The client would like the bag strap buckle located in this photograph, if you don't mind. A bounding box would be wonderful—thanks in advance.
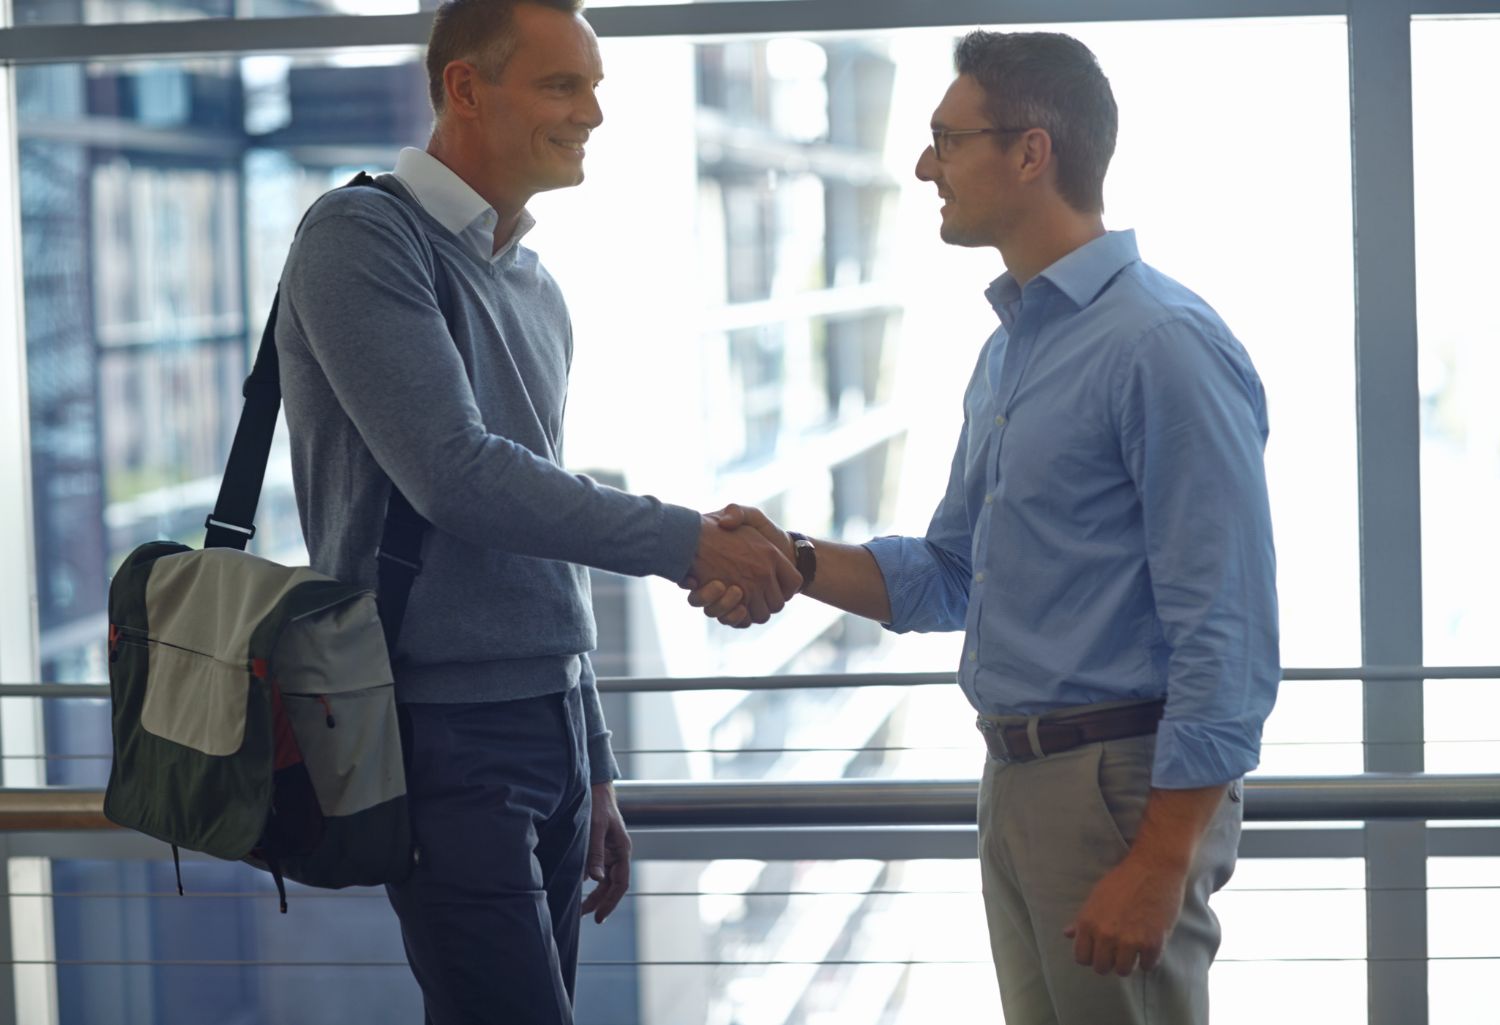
[204,515,255,540]
[377,549,422,573]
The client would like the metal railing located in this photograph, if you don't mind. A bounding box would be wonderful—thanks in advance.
[3,774,1499,833]
[1,663,1498,700]
[4,666,1498,831]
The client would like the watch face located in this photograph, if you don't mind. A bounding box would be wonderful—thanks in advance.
[791,538,816,585]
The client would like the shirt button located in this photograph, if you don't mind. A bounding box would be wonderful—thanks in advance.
[984,493,994,505]
[994,414,1007,426]
[974,571,986,583]
[968,652,978,663]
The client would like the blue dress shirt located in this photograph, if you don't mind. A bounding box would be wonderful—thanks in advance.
[867,230,1279,789]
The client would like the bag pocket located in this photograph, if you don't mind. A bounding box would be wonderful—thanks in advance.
[135,634,251,757]
[281,685,405,819]
[104,624,274,861]
[273,595,404,819]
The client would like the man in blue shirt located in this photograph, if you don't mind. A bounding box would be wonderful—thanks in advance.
[694,30,1279,1024]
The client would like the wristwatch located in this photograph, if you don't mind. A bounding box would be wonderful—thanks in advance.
[786,531,817,591]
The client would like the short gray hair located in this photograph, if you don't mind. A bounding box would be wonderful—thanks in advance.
[426,0,586,116]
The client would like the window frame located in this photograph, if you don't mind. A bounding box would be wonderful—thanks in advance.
[0,2,1494,1023]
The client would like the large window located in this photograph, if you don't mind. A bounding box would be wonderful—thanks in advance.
[0,5,1491,1025]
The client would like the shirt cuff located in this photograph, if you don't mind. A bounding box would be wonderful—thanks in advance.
[656,502,704,583]
[587,729,621,785]
[863,536,915,632]
[1151,717,1261,789]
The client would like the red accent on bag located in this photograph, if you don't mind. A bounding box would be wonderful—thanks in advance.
[268,682,306,772]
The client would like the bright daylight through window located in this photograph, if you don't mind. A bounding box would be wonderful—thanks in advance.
[0,4,1486,1025]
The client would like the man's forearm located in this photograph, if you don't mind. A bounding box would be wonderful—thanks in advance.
[801,539,893,625]
[1127,784,1230,872]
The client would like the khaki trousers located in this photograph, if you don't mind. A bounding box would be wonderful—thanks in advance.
[977,732,1242,1025]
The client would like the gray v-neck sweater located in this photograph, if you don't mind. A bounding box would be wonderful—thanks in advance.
[276,176,701,781]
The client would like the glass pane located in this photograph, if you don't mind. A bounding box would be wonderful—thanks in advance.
[1256,679,1364,776]
[1413,17,1500,778]
[32,854,1377,1023]
[1086,18,1357,671]
[1424,677,1500,773]
[18,50,428,693]
[14,20,1363,1023]
[1413,14,1500,668]
[1429,858,1500,1020]
[17,25,1358,690]
[576,18,1356,784]
[1211,858,1368,1025]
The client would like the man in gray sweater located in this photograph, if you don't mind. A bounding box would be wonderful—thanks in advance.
[275,1,800,1020]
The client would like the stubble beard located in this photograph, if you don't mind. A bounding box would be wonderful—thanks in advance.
[938,218,985,248]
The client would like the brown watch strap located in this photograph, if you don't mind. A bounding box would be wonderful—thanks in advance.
[787,531,816,589]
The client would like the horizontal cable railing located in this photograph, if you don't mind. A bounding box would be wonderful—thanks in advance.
[3,774,1499,831]
[1,664,1498,700]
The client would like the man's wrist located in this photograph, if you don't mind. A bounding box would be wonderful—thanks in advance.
[1128,783,1231,873]
[1123,842,1192,877]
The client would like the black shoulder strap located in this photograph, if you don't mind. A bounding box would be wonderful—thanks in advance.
[205,171,433,652]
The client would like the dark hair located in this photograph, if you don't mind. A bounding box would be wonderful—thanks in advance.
[953,30,1117,213]
[426,0,585,116]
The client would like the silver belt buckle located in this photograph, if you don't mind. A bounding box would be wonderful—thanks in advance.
[976,716,1012,761]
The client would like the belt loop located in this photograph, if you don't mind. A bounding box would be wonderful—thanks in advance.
[1026,715,1044,758]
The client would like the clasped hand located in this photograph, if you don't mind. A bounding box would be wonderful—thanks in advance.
[681,504,799,628]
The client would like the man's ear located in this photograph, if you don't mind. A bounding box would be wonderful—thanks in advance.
[442,60,483,121]
[1014,128,1056,187]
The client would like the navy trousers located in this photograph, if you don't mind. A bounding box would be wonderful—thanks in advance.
[386,688,592,1025]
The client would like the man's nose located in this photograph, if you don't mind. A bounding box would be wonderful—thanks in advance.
[915,144,939,182]
[577,88,603,129]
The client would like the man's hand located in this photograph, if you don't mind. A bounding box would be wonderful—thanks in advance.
[683,509,800,626]
[686,505,794,627]
[1063,852,1188,975]
[580,781,631,924]
[1063,782,1228,975]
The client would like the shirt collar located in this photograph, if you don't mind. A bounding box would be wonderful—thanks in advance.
[392,147,535,262]
[1039,229,1139,308]
[983,229,1140,317]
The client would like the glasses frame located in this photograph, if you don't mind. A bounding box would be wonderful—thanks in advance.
[930,126,1032,161]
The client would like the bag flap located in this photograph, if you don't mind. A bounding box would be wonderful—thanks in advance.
[275,596,393,696]
[142,548,363,666]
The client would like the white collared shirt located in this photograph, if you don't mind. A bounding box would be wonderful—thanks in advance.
[392,147,535,264]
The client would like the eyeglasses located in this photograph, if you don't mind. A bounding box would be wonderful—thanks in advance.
[930,126,1031,161]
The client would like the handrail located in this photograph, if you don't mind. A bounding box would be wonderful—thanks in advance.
[3,775,1498,831]
[0,664,1496,700]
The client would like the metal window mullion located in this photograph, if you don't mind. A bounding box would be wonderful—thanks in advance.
[0,0,39,1021]
[1349,3,1428,1025]
[1411,0,1500,11]
[0,0,1357,65]
[0,0,39,746]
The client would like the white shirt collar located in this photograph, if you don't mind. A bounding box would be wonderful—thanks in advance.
[392,147,535,263]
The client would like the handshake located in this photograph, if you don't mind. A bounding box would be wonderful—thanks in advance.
[682,504,800,628]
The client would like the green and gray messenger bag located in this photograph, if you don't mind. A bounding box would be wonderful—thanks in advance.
[103,173,431,912]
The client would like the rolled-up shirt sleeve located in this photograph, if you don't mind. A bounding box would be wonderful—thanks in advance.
[865,419,975,634]
[1117,317,1280,789]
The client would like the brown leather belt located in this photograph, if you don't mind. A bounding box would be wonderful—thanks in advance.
[977,699,1166,762]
